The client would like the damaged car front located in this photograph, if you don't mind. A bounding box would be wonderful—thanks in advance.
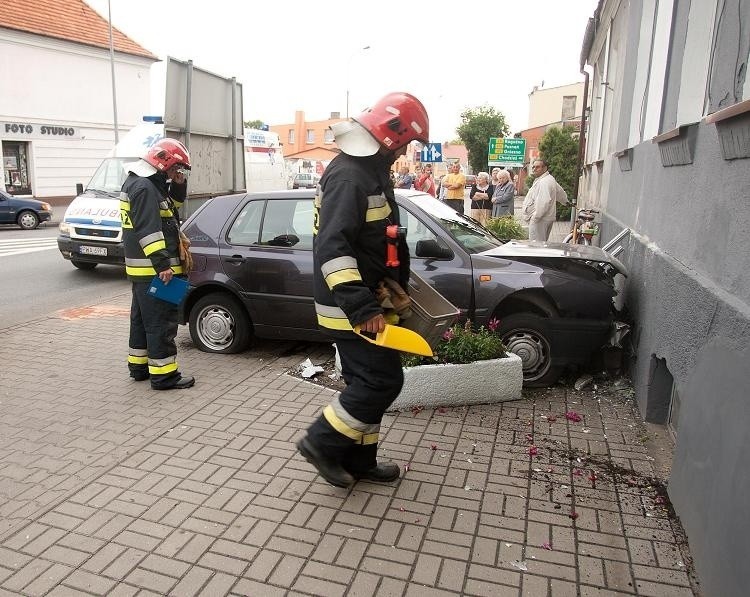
[398,192,628,386]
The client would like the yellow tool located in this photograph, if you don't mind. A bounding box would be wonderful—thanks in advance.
[354,324,433,357]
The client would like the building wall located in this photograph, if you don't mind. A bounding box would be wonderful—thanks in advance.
[0,29,153,199]
[581,1,750,596]
[527,82,584,129]
[270,111,344,161]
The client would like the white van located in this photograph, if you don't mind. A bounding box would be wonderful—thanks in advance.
[57,120,165,269]
[244,128,287,192]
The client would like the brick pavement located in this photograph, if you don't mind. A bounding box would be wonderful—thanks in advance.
[0,294,699,596]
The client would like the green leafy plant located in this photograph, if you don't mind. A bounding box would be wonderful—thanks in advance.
[484,216,528,241]
[402,319,507,368]
[455,105,510,175]
[538,125,578,220]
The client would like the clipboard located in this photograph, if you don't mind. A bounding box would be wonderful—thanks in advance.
[147,275,190,305]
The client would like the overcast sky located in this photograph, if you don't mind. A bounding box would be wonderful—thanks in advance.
[86,0,599,141]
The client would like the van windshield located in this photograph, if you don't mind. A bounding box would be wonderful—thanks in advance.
[86,158,132,195]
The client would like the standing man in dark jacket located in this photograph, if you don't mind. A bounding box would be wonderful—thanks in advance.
[121,138,195,390]
[297,92,430,488]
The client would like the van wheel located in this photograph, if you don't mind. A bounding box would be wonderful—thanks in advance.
[189,292,251,353]
[71,260,97,270]
[498,313,563,387]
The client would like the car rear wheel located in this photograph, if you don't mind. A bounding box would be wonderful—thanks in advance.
[498,313,563,387]
[17,210,39,230]
[189,292,251,353]
[71,260,97,270]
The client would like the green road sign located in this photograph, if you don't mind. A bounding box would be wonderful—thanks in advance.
[487,137,526,167]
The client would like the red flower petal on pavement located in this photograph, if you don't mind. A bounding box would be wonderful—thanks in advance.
[528,446,538,456]
[437,407,447,414]
[399,506,405,512]
[525,434,534,443]
[573,468,584,476]
[565,411,582,422]
[431,444,437,450]
[569,511,579,520]
[542,542,553,550]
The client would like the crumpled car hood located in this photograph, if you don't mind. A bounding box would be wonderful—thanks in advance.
[483,240,628,275]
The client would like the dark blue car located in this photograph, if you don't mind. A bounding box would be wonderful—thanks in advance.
[0,189,53,229]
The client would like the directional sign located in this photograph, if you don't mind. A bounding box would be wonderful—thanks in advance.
[487,137,526,167]
[419,143,443,163]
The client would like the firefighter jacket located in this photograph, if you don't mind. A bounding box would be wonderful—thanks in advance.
[120,172,183,282]
[313,152,409,338]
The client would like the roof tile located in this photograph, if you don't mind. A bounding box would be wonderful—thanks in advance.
[0,0,157,60]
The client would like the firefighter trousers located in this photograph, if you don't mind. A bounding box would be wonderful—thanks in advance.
[128,281,181,388]
[306,337,404,474]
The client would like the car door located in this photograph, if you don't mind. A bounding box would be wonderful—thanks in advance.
[398,204,474,317]
[0,191,13,223]
[219,196,320,338]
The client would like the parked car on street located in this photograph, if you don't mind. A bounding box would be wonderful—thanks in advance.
[0,189,52,230]
[290,173,320,189]
[180,189,627,386]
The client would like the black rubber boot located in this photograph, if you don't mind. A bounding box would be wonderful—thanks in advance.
[152,375,195,390]
[351,462,400,483]
[297,436,354,488]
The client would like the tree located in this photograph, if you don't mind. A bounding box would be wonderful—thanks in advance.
[538,125,578,219]
[244,119,264,129]
[455,105,509,175]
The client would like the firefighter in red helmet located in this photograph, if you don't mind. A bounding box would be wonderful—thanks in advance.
[120,138,195,390]
[297,92,430,487]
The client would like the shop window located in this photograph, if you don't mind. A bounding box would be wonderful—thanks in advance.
[2,141,32,195]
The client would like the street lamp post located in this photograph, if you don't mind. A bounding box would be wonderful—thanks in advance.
[107,0,119,144]
[346,45,370,119]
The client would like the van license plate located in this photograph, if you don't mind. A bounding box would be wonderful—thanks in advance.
[80,246,107,256]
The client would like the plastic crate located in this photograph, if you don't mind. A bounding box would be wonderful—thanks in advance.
[402,270,460,349]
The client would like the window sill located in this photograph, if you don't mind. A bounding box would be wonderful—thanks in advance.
[704,99,750,160]
[651,123,698,166]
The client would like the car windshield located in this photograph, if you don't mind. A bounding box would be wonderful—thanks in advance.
[86,158,132,195]
[401,193,503,254]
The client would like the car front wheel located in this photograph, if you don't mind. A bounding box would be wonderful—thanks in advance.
[189,292,251,353]
[498,313,563,387]
[17,210,40,230]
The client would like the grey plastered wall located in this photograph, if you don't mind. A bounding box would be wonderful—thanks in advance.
[598,122,750,597]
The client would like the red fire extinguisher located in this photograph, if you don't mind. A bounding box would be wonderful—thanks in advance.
[386,224,407,267]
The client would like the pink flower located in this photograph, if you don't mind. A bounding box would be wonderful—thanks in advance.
[528,446,538,456]
[442,328,455,341]
[565,411,582,422]
[488,317,500,332]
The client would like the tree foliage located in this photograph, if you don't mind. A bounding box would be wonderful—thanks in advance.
[456,105,509,175]
[244,119,264,129]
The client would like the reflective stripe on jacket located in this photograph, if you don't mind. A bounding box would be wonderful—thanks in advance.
[121,173,183,282]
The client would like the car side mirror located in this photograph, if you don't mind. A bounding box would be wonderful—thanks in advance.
[415,239,453,259]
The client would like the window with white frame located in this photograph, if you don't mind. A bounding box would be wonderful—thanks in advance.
[324,129,334,143]
[306,129,315,143]
[288,129,295,144]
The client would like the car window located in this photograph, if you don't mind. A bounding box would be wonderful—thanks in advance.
[399,208,443,256]
[227,199,264,245]
[260,198,314,250]
[399,193,502,254]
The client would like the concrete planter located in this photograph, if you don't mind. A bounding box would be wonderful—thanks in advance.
[388,352,523,412]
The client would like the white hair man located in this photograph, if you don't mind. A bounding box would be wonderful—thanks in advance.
[521,159,568,241]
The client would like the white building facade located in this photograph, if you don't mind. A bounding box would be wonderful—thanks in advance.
[0,22,155,199]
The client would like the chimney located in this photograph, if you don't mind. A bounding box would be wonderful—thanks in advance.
[330,111,341,119]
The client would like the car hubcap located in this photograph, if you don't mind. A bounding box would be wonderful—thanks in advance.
[197,305,235,350]
[502,330,551,382]
[20,213,37,228]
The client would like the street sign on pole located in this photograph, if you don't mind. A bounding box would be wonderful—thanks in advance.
[487,137,526,167]
[419,143,443,163]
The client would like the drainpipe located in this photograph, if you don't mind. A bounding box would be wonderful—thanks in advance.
[573,15,597,216]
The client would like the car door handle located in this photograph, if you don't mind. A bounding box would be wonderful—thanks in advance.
[225,255,246,264]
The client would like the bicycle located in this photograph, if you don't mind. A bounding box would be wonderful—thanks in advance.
[563,207,599,245]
